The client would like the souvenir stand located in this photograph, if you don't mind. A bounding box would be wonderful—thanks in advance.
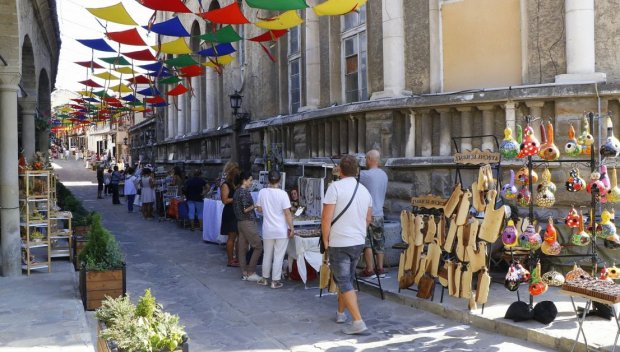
[19,170,52,275]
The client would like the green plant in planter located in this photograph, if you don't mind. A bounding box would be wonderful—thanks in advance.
[136,289,157,320]
[96,294,135,327]
[78,213,124,271]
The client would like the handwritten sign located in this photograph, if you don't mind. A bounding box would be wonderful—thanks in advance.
[411,195,447,209]
[454,148,500,165]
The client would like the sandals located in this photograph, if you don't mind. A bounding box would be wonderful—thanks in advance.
[271,281,283,289]
[227,260,240,267]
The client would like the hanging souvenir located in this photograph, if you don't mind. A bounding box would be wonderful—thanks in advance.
[564,124,582,157]
[518,124,540,158]
[541,218,561,255]
[607,263,620,280]
[570,210,591,246]
[596,209,616,239]
[607,168,620,202]
[600,117,620,158]
[529,261,548,296]
[586,170,607,203]
[519,224,541,250]
[601,165,612,192]
[565,168,586,192]
[565,206,580,228]
[577,113,594,155]
[535,168,556,208]
[541,268,565,287]
[515,262,531,282]
[565,264,590,281]
[501,170,518,200]
[515,166,538,185]
[539,121,560,161]
[504,263,521,291]
[600,266,615,282]
[517,185,531,207]
[500,127,520,159]
[604,235,620,249]
[502,219,518,247]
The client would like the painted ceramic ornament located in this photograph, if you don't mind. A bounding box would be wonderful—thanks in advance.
[502,219,518,247]
[596,209,616,239]
[565,207,580,228]
[539,121,560,161]
[542,269,565,286]
[518,124,540,158]
[600,266,615,282]
[519,224,542,250]
[500,127,520,159]
[570,210,591,246]
[607,168,620,203]
[564,124,582,157]
[529,261,548,296]
[505,263,521,291]
[565,168,586,192]
[586,170,607,203]
[600,117,620,158]
[515,166,538,185]
[501,170,518,200]
[541,218,561,255]
[607,263,620,280]
[517,185,531,207]
[537,168,557,193]
[535,168,556,208]
[577,113,594,155]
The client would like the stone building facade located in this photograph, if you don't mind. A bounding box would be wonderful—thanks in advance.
[134,0,620,218]
[0,0,60,276]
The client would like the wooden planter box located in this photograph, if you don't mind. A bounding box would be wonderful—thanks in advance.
[80,265,126,311]
[97,321,189,352]
[72,235,88,271]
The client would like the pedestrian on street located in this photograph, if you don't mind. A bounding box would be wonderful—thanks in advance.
[221,161,240,267]
[256,170,294,289]
[103,168,112,196]
[233,171,263,282]
[140,167,156,219]
[321,154,372,335]
[110,166,122,205]
[96,165,104,199]
[359,150,389,279]
[184,170,207,231]
[124,167,138,213]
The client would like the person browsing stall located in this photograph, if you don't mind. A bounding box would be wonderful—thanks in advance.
[321,155,372,335]
[233,171,263,282]
[184,170,207,232]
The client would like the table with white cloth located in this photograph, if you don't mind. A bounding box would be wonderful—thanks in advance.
[286,234,322,285]
[202,192,258,243]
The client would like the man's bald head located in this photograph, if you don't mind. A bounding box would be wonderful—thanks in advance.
[366,150,380,168]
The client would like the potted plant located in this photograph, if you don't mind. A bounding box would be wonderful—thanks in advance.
[95,289,189,352]
[72,211,95,270]
[79,213,125,310]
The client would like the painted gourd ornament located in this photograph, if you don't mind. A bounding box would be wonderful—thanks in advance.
[604,235,620,249]
[502,219,518,247]
[577,113,594,155]
[501,170,518,200]
[541,218,561,255]
[517,185,531,207]
[564,124,582,157]
[537,168,557,193]
[505,263,521,291]
[518,124,540,158]
[516,262,531,282]
[542,269,565,287]
[607,263,620,280]
[565,264,590,281]
[515,166,538,185]
[586,170,607,203]
[565,206,580,228]
[500,127,520,159]
[529,262,548,296]
[535,168,556,208]
[601,165,612,193]
[600,117,620,158]
[607,168,620,203]
[570,210,591,246]
[565,168,586,192]
[600,266,615,282]
[539,121,560,161]
[596,209,616,239]
[519,224,541,250]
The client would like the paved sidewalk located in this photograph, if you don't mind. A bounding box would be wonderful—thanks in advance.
[54,158,553,352]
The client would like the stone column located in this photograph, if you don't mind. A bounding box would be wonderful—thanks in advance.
[324,121,332,157]
[436,108,452,156]
[0,71,21,276]
[478,105,496,151]
[206,69,217,129]
[429,0,443,93]
[331,120,339,156]
[301,1,320,110]
[419,110,432,157]
[190,76,200,134]
[339,118,347,154]
[526,101,545,142]
[167,97,175,139]
[457,107,473,151]
[19,99,36,159]
[371,0,406,99]
[504,101,517,134]
[555,0,606,83]
[177,94,186,137]
[357,116,366,152]
[405,110,416,157]
[37,127,49,154]
[348,116,357,154]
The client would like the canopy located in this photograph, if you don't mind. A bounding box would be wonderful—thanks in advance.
[113,67,136,75]
[139,61,165,72]
[313,0,368,16]
[76,39,116,52]
[121,94,139,102]
[145,95,166,105]
[246,0,308,11]
[100,56,132,66]
[204,55,235,68]
[179,65,204,77]
[106,28,147,46]
[198,2,250,24]
[158,76,182,84]
[145,17,190,37]
[122,49,158,61]
[197,25,242,43]
[139,0,192,13]
[165,54,197,67]
[94,72,120,81]
[78,79,103,88]
[255,10,304,30]
[152,38,193,55]
[166,84,189,96]
[198,43,236,57]
[86,3,137,26]
[126,75,152,85]
[75,61,104,69]
[92,90,112,98]
[137,87,161,96]
[108,83,133,93]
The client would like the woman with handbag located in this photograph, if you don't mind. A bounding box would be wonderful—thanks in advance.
[140,168,156,219]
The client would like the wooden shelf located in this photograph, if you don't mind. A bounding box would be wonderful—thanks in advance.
[19,170,52,275]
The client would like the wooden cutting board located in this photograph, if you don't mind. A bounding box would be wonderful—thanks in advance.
[444,183,463,217]
[478,189,505,242]
[413,215,424,247]
[472,182,485,213]
[476,267,491,305]
[437,215,446,247]
[466,241,487,273]
[456,190,472,226]
[460,264,473,299]
[424,215,437,243]
[444,216,457,253]
[426,240,442,277]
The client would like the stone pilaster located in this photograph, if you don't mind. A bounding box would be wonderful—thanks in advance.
[419,109,432,157]
[190,76,200,134]
[18,98,36,159]
[504,101,517,133]
[167,97,175,139]
[478,105,496,151]
[457,107,473,151]
[436,108,452,156]
[300,1,320,110]
[177,94,185,137]
[206,69,217,129]
[405,110,416,157]
[429,0,442,93]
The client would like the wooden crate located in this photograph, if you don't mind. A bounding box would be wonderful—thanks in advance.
[80,265,126,311]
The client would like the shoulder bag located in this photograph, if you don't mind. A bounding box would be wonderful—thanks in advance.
[319,178,360,254]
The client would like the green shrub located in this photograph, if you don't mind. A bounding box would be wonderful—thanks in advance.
[136,289,157,320]
[79,213,124,271]
[56,181,90,226]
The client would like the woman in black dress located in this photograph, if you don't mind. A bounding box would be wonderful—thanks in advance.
[221,161,240,267]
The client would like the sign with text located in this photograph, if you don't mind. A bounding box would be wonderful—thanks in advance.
[411,195,447,209]
[454,148,500,165]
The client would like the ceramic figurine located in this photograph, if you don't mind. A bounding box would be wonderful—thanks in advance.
[505,263,521,291]
[565,168,586,192]
[501,170,518,200]
[519,224,541,251]
[518,124,540,158]
[500,127,520,160]
[565,206,580,228]
[577,113,594,155]
[502,219,518,247]
[539,121,560,161]
[564,124,582,157]
[570,210,591,246]
[541,218,561,255]
[607,168,620,203]
[600,116,620,158]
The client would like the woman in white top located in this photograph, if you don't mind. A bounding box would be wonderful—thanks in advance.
[255,170,294,289]
[139,168,156,219]
[124,167,138,213]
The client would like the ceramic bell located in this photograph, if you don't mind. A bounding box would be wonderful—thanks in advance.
[577,113,594,155]
[517,185,531,207]
[542,269,565,286]
[565,264,590,281]
[607,263,620,280]
[565,168,586,192]
[500,127,520,160]
[570,210,591,246]
[600,117,620,158]
[501,170,518,200]
[535,168,556,208]
[502,219,518,247]
[515,166,538,185]
[519,224,541,250]
[539,121,560,161]
[518,124,540,158]
[586,170,607,203]
[541,218,561,255]
[607,168,620,202]
[564,124,582,157]
[529,262,548,296]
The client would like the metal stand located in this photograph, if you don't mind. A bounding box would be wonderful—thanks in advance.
[566,295,620,352]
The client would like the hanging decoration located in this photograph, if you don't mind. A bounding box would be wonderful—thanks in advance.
[535,168,556,208]
[137,87,161,96]
[541,218,561,256]
[151,38,193,55]
[500,169,518,200]
[198,43,236,57]
[78,79,103,88]
[246,0,309,11]
[255,10,304,30]
[76,39,117,52]
[75,61,104,69]
[122,49,158,61]
[501,219,518,247]
[166,84,190,96]
[565,168,586,192]
[108,83,133,93]
[126,75,152,85]
[94,72,120,81]
[570,210,591,246]
[179,65,204,78]
[577,113,594,155]
[499,127,519,159]
[144,17,190,37]
[158,76,182,85]
[313,0,368,16]
[564,124,582,156]
[113,67,136,75]
[538,121,560,161]
[197,26,242,43]
[106,29,148,46]
[600,116,620,158]
[204,55,236,69]
[198,2,250,24]
[517,123,540,158]
[165,54,198,67]
[100,56,132,66]
[608,168,620,203]
[86,3,138,26]
[138,0,192,13]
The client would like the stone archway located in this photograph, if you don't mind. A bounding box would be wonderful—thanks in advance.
[19,35,37,159]
[37,68,51,154]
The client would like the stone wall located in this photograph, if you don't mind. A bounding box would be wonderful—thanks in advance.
[595,1,620,82]
[525,0,566,84]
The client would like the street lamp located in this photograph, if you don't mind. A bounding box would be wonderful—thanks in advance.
[123,137,128,145]
[229,90,242,117]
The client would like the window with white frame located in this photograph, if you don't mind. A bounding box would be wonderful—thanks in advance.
[342,5,367,103]
[288,24,302,114]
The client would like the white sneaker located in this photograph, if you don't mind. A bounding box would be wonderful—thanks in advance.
[342,320,368,335]
[336,312,348,324]
[246,273,261,282]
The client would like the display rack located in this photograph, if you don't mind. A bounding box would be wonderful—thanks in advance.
[19,170,52,275]
[50,211,73,260]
